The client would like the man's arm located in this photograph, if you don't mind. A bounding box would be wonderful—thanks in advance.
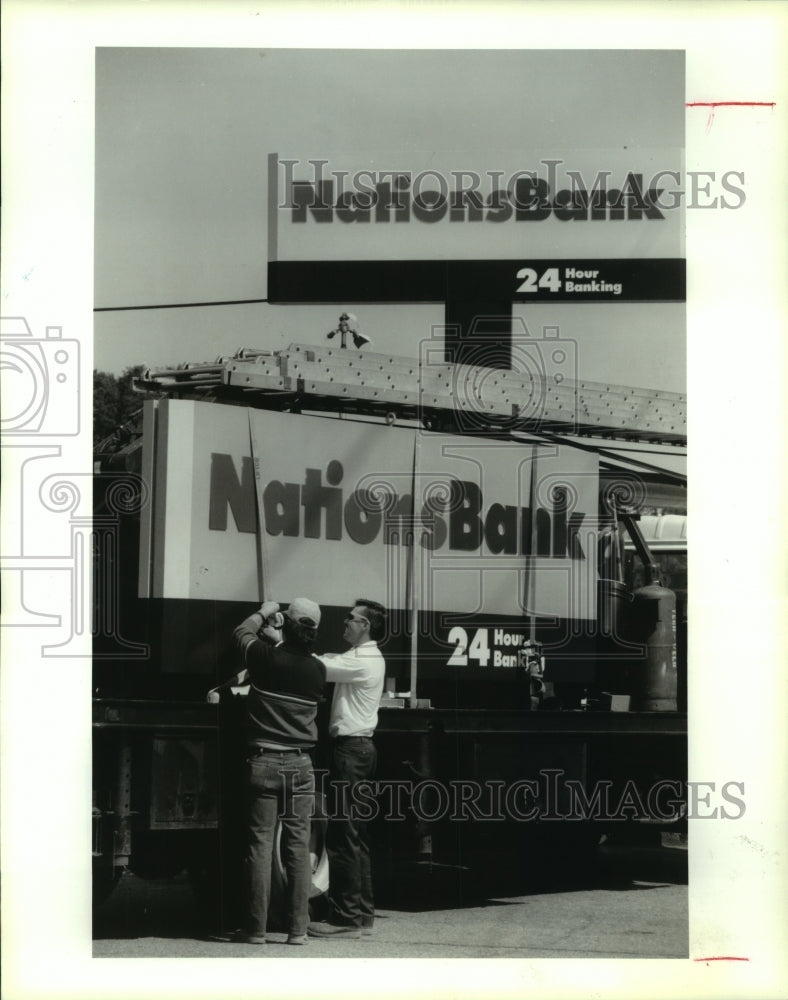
[233,601,282,654]
[207,602,281,703]
[315,650,371,685]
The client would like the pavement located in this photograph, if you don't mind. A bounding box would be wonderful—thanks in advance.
[93,840,688,959]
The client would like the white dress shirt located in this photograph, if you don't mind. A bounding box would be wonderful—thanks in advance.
[317,641,386,737]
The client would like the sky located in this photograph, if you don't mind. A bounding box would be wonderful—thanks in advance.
[94,48,686,391]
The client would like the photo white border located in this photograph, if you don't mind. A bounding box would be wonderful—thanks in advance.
[2,2,786,998]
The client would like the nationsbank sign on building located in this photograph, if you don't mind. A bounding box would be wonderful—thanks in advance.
[266,143,686,369]
[271,150,685,260]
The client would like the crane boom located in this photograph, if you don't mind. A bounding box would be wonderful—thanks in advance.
[134,343,686,445]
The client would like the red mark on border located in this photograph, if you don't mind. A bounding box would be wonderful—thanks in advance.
[693,956,750,963]
[686,100,776,131]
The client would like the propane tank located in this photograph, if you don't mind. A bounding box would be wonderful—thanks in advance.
[627,579,677,711]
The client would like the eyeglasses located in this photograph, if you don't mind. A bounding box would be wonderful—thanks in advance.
[344,614,369,626]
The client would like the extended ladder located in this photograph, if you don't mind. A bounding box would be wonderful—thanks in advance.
[135,343,686,445]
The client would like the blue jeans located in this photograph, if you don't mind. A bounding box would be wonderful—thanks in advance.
[327,736,377,927]
[244,750,314,937]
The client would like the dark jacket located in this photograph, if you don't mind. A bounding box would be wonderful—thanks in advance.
[233,614,326,749]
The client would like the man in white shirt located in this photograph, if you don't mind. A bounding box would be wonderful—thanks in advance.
[307,598,386,939]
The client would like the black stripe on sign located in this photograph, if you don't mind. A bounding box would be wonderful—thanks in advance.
[268,259,685,304]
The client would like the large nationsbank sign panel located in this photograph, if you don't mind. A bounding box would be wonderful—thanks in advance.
[141,399,598,622]
[270,149,685,262]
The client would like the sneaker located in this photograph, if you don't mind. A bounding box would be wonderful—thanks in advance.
[286,934,308,946]
[361,925,374,937]
[307,921,361,939]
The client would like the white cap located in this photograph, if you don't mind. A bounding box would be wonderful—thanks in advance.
[285,597,321,628]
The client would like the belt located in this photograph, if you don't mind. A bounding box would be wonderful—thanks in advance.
[333,734,374,741]
[249,745,308,756]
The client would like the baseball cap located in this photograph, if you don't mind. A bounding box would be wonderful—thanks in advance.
[285,597,321,628]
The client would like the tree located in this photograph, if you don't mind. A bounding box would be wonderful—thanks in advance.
[93,365,146,445]
[93,370,120,444]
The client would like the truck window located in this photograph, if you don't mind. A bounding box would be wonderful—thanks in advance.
[623,550,687,597]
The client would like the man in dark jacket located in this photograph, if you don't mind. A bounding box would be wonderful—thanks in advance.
[209,597,326,945]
